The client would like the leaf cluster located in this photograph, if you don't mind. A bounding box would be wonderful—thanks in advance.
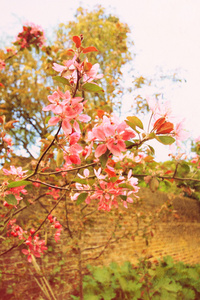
[71,256,200,300]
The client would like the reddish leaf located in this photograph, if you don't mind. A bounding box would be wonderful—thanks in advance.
[0,115,5,124]
[105,168,117,177]
[84,62,93,72]
[4,120,19,130]
[72,36,81,48]
[153,117,166,130]
[165,170,173,175]
[156,121,174,134]
[82,46,98,53]
[97,109,105,118]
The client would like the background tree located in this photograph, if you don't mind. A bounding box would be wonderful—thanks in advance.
[0,6,133,158]
[55,5,133,113]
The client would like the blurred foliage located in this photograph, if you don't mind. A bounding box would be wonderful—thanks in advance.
[71,256,200,299]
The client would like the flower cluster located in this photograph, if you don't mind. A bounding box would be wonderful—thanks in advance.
[87,115,136,158]
[43,88,91,136]
[7,220,47,262]
[53,58,103,86]
[14,22,46,49]
[7,219,26,239]
[46,187,60,200]
[147,97,189,147]
[72,168,139,211]
[2,166,28,206]
[52,35,103,87]
[0,59,5,70]
[22,234,48,263]
[3,165,27,179]
[48,214,62,242]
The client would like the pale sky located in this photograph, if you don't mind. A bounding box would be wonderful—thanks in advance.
[1,0,200,160]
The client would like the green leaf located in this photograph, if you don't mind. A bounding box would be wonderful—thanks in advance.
[53,76,70,86]
[99,149,110,168]
[45,116,51,124]
[82,83,104,94]
[56,149,64,167]
[147,144,155,155]
[120,195,127,201]
[93,267,111,284]
[7,180,32,188]
[74,178,87,185]
[110,177,118,183]
[5,194,17,205]
[155,135,175,145]
[126,116,144,130]
[118,183,135,190]
[125,141,136,149]
[179,162,190,174]
[76,193,88,205]
[181,288,195,300]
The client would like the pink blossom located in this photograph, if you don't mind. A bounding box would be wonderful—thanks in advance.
[53,56,103,85]
[46,187,60,200]
[3,137,13,146]
[69,132,81,145]
[45,93,91,136]
[63,143,83,165]
[78,168,90,179]
[134,152,146,163]
[94,168,106,180]
[48,215,62,243]
[195,136,200,143]
[147,97,174,121]
[3,165,27,178]
[83,63,104,82]
[52,55,77,73]
[191,156,199,164]
[0,59,5,70]
[88,115,135,158]
[43,89,70,114]
[173,120,189,147]
[14,22,46,49]
[7,220,26,240]
[4,186,28,205]
[22,235,47,262]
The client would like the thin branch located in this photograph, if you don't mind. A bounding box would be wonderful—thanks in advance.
[27,179,70,190]
[0,244,18,257]
[37,162,97,176]
[33,191,67,236]
[2,193,47,228]
[33,123,62,175]
[173,162,180,178]
[132,173,200,183]
[64,195,73,238]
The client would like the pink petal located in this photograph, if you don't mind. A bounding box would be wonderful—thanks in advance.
[77,114,91,122]
[95,144,107,158]
[42,104,54,112]
[22,249,29,255]
[73,120,81,133]
[62,119,72,135]
[27,255,32,263]
[52,105,63,114]
[48,116,60,126]
[52,63,65,73]
[104,124,115,136]
[93,127,106,141]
